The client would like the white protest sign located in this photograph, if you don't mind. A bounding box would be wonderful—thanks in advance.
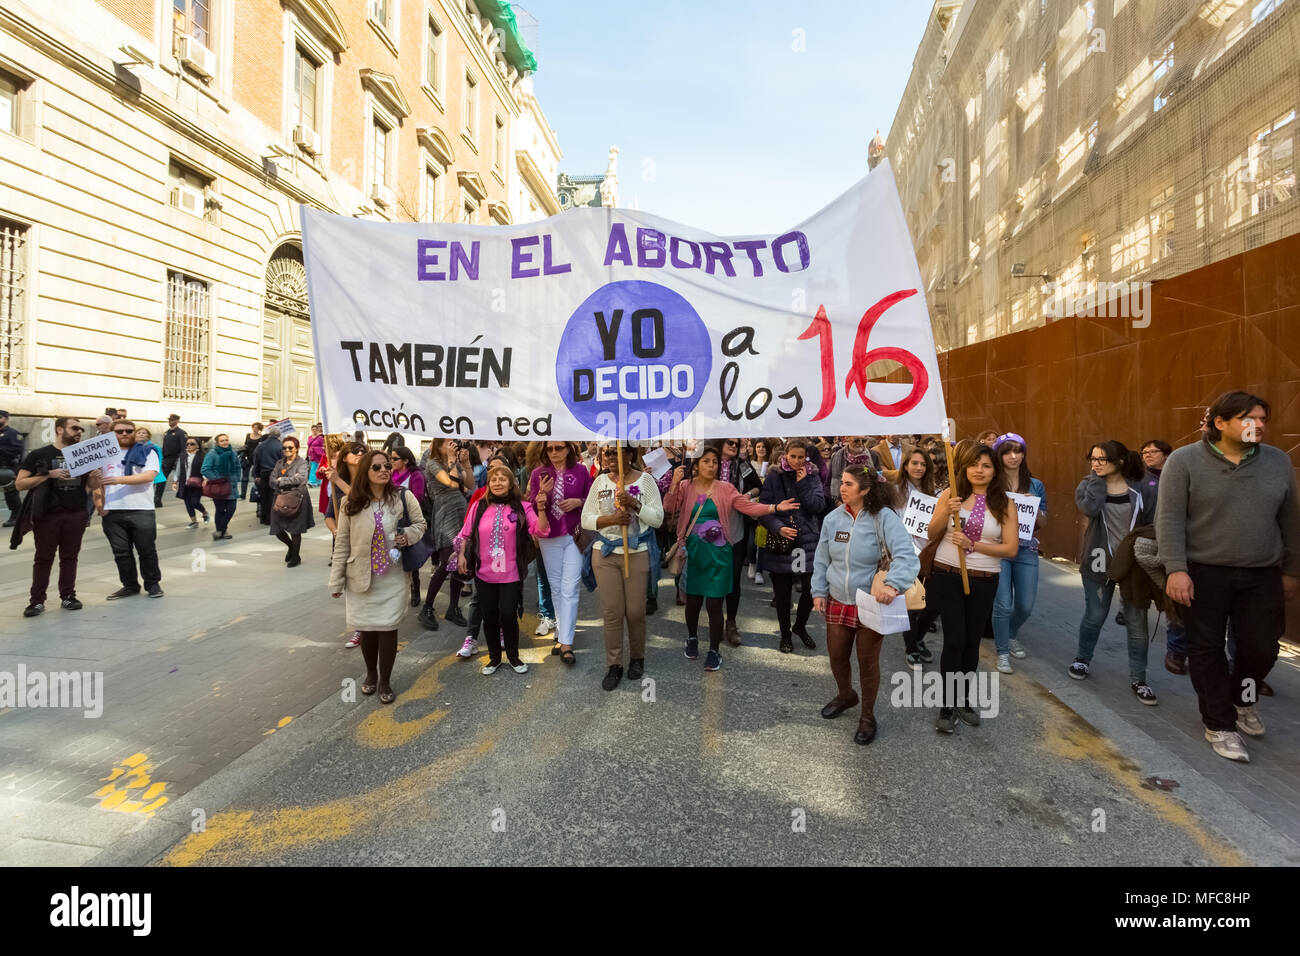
[901,490,939,537]
[855,587,911,635]
[63,433,124,477]
[270,418,295,437]
[1007,493,1041,542]
[641,446,671,480]
[302,160,948,442]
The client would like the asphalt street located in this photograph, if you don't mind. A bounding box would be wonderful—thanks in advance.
[1,497,1296,866]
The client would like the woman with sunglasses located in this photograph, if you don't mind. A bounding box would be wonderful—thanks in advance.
[528,441,593,664]
[390,446,428,607]
[419,438,473,631]
[169,435,209,528]
[583,442,664,690]
[268,435,314,566]
[200,434,241,541]
[991,433,1047,674]
[323,441,369,647]
[330,450,426,703]
[667,446,798,671]
[1069,440,1159,703]
[718,437,762,645]
[927,440,1019,734]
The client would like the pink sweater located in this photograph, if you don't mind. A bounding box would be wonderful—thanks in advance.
[458,500,541,583]
[665,478,773,545]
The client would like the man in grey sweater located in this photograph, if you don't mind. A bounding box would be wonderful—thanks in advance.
[1155,390,1300,763]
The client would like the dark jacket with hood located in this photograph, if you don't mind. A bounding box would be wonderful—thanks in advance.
[1075,472,1158,582]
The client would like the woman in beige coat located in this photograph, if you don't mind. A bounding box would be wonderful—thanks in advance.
[329,449,426,704]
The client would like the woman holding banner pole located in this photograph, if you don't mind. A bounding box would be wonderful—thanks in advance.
[528,441,593,666]
[927,440,1018,734]
[582,442,663,691]
[991,434,1047,674]
[893,444,941,665]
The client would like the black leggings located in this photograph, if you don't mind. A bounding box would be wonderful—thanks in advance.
[359,630,399,691]
[929,569,999,709]
[685,593,725,652]
[725,544,746,622]
[906,603,941,653]
[478,578,522,663]
[275,531,301,560]
[771,571,812,637]
[423,543,463,611]
[181,490,208,520]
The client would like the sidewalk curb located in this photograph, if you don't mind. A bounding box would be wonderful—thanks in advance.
[91,639,444,867]
[1011,654,1300,866]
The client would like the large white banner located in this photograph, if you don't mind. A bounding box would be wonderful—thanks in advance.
[302,160,946,442]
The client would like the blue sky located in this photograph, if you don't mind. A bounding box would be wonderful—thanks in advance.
[517,0,935,235]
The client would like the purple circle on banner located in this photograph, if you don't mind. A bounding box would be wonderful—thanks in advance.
[556,280,712,440]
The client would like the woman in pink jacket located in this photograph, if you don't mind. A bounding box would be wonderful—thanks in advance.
[665,445,799,672]
[456,463,543,675]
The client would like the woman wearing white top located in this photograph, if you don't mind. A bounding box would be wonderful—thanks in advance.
[926,440,1019,734]
[581,442,664,692]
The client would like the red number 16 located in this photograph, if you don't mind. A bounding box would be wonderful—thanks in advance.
[797,289,927,422]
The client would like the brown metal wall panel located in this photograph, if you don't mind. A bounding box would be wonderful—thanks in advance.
[937,232,1300,639]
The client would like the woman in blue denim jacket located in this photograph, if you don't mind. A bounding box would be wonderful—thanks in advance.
[990,433,1046,674]
[812,465,918,746]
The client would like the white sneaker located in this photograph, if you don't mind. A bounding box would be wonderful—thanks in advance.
[996,653,1013,674]
[1205,728,1250,762]
[534,616,554,636]
[1008,639,1027,659]
[456,637,478,659]
[481,661,500,675]
[1235,705,1265,737]
[510,660,528,674]
[754,572,765,586]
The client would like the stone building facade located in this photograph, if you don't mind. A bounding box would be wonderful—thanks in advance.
[0,0,560,439]
[884,0,1298,351]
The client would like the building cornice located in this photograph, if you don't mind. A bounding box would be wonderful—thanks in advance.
[434,0,521,118]
[360,68,411,119]
[457,170,488,201]
[515,148,560,215]
[284,0,349,53]
[418,124,456,165]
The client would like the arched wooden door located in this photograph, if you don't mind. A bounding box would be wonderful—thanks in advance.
[261,243,317,426]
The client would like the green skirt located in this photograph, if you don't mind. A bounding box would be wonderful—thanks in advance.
[684,536,733,598]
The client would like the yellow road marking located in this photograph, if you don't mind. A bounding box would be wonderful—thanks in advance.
[94,755,170,817]
[1034,686,1245,866]
[164,648,568,865]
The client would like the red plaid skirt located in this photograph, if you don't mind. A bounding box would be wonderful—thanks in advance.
[825,598,860,628]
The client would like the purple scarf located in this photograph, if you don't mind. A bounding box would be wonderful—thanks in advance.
[961,494,987,552]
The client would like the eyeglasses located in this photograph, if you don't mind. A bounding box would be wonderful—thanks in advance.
[113,428,133,434]
[371,462,392,472]
[1088,456,1111,464]
[186,443,197,448]
[547,445,568,453]
[723,440,737,447]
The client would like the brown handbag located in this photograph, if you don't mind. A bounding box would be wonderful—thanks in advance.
[273,489,303,517]
[871,512,927,610]
[664,492,708,577]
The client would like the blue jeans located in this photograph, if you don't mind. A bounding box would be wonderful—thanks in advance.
[536,555,554,620]
[1166,622,1187,657]
[992,545,1039,654]
[1075,575,1151,683]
